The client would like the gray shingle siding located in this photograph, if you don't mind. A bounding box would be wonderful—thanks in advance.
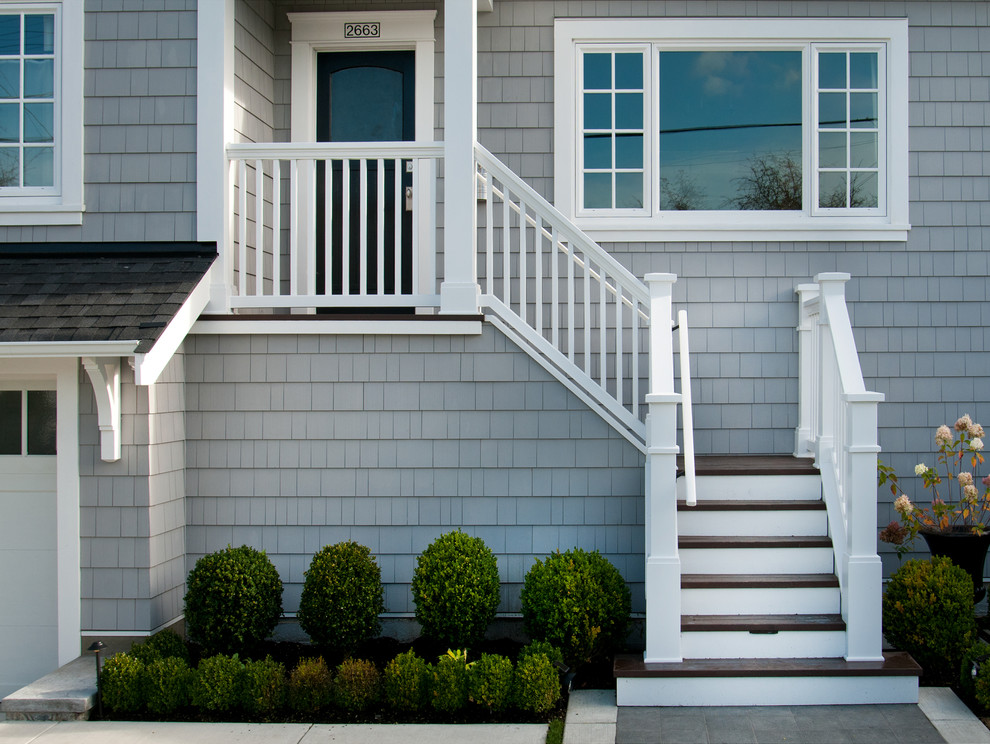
[183,327,646,615]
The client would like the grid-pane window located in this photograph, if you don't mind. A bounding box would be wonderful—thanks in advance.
[581,50,646,210]
[0,12,55,189]
[0,389,56,455]
[816,48,881,210]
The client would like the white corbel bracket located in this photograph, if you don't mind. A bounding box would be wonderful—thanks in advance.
[82,357,121,462]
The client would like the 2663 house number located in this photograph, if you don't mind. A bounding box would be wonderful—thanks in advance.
[344,22,380,38]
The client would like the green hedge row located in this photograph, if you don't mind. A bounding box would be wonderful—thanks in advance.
[101,632,562,720]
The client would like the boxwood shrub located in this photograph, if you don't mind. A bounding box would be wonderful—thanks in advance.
[521,548,631,665]
[468,653,514,712]
[144,656,193,716]
[411,530,500,647]
[383,649,430,712]
[298,541,384,651]
[288,656,333,715]
[184,545,283,656]
[512,652,560,713]
[191,654,244,713]
[332,657,380,713]
[101,653,146,714]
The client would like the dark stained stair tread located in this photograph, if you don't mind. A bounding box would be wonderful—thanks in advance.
[681,614,845,632]
[679,536,833,549]
[677,499,825,510]
[681,573,840,589]
[678,455,820,477]
[614,652,921,678]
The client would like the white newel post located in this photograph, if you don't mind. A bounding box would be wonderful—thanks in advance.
[794,283,819,459]
[440,0,481,314]
[643,273,682,663]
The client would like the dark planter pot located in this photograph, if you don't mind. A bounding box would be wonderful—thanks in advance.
[920,527,990,603]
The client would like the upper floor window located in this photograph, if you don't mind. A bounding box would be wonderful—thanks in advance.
[555,18,909,242]
[0,1,82,225]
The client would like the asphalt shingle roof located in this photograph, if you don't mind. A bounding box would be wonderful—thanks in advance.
[0,244,216,354]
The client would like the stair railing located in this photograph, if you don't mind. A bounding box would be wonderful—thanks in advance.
[475,144,649,449]
[795,273,884,662]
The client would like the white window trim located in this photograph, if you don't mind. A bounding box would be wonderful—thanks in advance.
[0,1,83,225]
[554,18,909,242]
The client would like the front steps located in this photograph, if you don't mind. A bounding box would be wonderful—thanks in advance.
[616,456,921,705]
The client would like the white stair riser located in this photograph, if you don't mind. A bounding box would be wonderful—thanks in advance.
[678,510,827,537]
[681,630,846,659]
[681,586,840,615]
[680,474,822,501]
[680,547,834,575]
[617,676,919,706]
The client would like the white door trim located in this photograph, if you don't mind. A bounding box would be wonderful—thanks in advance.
[288,10,438,300]
[0,358,80,667]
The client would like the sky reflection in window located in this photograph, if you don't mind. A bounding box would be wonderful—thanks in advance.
[658,51,802,210]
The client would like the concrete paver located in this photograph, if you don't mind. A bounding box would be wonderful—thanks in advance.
[919,687,990,744]
[300,723,547,744]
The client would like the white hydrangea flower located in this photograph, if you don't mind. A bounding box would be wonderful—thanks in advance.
[915,463,927,476]
[972,438,984,452]
[894,495,913,516]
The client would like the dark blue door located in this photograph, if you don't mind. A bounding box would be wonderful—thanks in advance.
[316,51,415,300]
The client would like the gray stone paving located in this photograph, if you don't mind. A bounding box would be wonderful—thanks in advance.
[616,704,947,744]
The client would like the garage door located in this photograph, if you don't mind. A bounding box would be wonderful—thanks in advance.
[0,388,57,699]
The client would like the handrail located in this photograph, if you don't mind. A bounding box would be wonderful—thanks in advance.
[795,272,884,662]
[677,310,697,507]
[475,144,651,437]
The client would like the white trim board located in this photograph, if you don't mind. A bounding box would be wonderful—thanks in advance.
[191,319,483,336]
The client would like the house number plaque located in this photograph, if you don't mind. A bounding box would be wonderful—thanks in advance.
[344,22,380,38]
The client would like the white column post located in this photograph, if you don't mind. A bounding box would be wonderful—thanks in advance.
[843,395,885,661]
[794,283,819,458]
[440,0,481,314]
[198,0,235,313]
[643,273,682,663]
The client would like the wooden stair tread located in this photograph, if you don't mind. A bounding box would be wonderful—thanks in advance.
[681,573,839,589]
[682,614,845,632]
[678,499,825,511]
[679,535,832,549]
[678,455,820,477]
[614,651,921,678]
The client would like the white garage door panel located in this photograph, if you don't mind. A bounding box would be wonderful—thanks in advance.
[0,452,58,699]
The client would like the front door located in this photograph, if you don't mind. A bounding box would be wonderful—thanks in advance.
[316,51,415,301]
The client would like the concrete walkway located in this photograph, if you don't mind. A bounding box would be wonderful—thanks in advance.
[2,689,988,744]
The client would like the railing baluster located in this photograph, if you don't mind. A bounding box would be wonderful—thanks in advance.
[583,249,591,374]
[519,200,527,323]
[237,158,247,296]
[341,160,350,295]
[567,242,575,364]
[254,159,264,297]
[616,284,623,404]
[535,213,543,338]
[631,298,639,420]
[324,157,332,295]
[485,168,494,296]
[359,158,368,296]
[394,158,402,295]
[502,186,510,306]
[289,159,298,297]
[551,227,559,348]
[599,264,607,387]
[271,159,281,296]
[376,158,385,296]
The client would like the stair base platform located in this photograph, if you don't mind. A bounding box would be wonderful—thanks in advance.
[614,652,921,706]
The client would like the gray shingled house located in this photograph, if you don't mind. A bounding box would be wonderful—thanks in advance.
[0,0,985,706]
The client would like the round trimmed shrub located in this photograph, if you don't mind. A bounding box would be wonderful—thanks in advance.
[144,656,193,716]
[383,650,430,712]
[468,653,514,712]
[191,654,244,713]
[882,556,976,684]
[430,651,469,713]
[332,658,380,713]
[241,656,286,718]
[520,548,631,665]
[184,545,283,656]
[101,653,146,714]
[411,530,501,647]
[298,541,384,651]
[130,629,189,665]
[512,652,560,713]
[288,657,332,715]
[518,640,564,667]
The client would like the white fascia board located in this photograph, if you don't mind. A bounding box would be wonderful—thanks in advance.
[0,340,138,358]
[133,272,213,386]
[191,319,484,336]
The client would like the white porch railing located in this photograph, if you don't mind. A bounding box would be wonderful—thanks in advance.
[226,142,443,310]
[475,144,650,447]
[796,273,885,662]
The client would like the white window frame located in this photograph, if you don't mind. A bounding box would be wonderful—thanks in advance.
[0,1,82,226]
[554,18,909,242]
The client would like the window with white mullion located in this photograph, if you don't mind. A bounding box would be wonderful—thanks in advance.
[813,45,883,213]
[578,46,648,213]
